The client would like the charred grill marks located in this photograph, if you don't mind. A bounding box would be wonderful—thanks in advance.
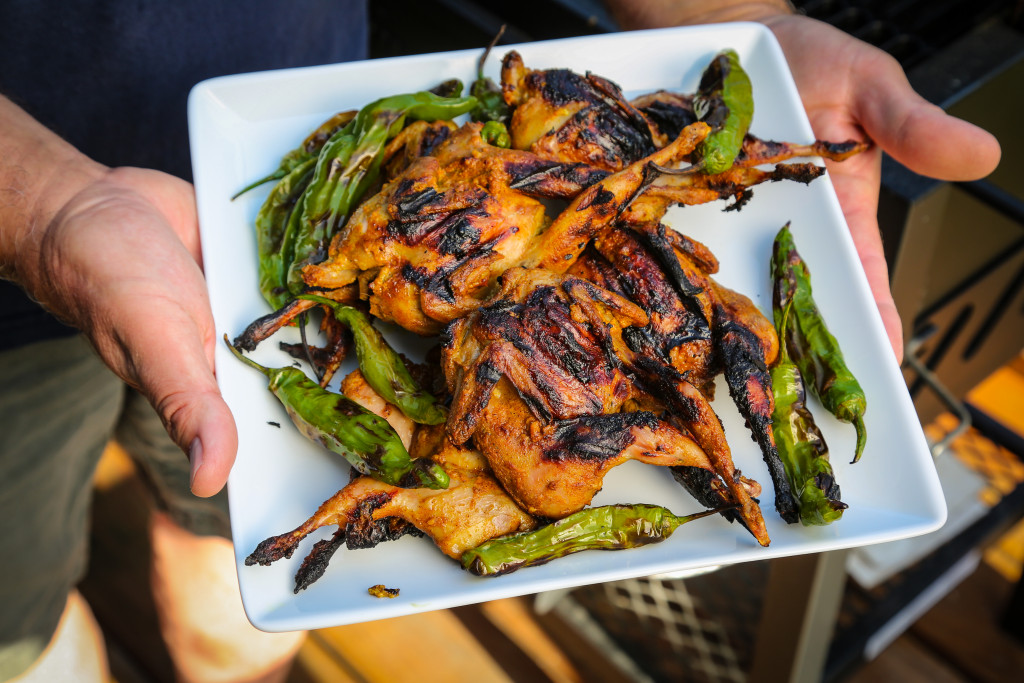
[506,160,610,196]
[543,412,660,463]
[436,213,483,257]
[637,99,698,141]
[402,264,456,304]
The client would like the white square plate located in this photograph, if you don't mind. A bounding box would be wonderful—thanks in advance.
[189,22,945,632]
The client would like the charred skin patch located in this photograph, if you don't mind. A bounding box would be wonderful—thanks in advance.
[524,287,613,381]
[558,105,656,167]
[633,227,706,303]
[395,185,442,215]
[344,492,419,550]
[638,99,698,141]
[576,186,616,211]
[570,248,627,298]
[622,325,665,362]
[821,140,863,157]
[713,314,797,523]
[418,124,452,156]
[543,412,660,462]
[736,135,789,164]
[472,284,616,420]
[293,527,346,592]
[387,195,489,247]
[484,285,613,385]
[671,466,743,525]
[402,264,456,304]
[506,159,610,197]
[476,359,502,385]
[233,297,316,352]
[614,229,713,360]
[602,230,684,319]
[245,531,303,567]
[435,210,484,257]
[771,162,825,186]
[529,68,597,108]
[695,52,732,132]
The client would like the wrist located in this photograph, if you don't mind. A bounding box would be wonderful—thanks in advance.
[0,97,107,285]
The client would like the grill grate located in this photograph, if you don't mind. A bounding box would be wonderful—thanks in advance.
[793,0,1016,68]
[566,562,770,683]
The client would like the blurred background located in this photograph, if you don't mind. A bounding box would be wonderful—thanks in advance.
[84,1,1024,681]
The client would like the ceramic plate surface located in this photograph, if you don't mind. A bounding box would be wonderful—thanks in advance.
[188,22,945,632]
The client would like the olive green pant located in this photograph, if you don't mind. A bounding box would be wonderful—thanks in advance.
[0,334,230,680]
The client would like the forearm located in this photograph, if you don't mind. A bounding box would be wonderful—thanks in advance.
[0,95,106,285]
[605,0,794,30]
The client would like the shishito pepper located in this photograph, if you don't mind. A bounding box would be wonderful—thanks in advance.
[771,223,868,463]
[285,90,478,296]
[461,504,726,576]
[300,295,447,425]
[254,157,317,309]
[480,120,511,148]
[232,110,357,200]
[771,303,847,526]
[224,337,449,489]
[693,49,754,174]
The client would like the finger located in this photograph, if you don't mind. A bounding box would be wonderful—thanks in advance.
[852,53,1001,182]
[827,152,905,363]
[109,292,238,497]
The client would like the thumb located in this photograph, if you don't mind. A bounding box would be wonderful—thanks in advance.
[853,54,1001,181]
[113,298,238,498]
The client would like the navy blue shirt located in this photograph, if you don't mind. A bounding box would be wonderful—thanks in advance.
[0,0,368,349]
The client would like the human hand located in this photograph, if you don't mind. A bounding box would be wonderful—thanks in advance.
[758,13,1001,361]
[10,165,237,497]
[605,1,1002,363]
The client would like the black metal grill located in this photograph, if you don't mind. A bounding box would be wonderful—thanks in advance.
[794,0,1017,68]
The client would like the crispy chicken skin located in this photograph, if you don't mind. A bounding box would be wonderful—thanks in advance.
[301,120,708,335]
[503,51,865,216]
[501,49,658,170]
[570,227,719,392]
[441,268,768,544]
[246,371,536,591]
[302,123,569,334]
[572,224,797,523]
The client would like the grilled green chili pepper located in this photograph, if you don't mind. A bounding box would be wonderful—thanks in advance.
[693,49,753,174]
[225,337,449,489]
[461,504,727,576]
[286,91,478,296]
[480,120,511,148]
[771,302,847,525]
[232,110,358,200]
[772,223,868,463]
[287,128,359,295]
[255,157,317,309]
[470,26,511,123]
[430,79,464,98]
[300,295,447,425]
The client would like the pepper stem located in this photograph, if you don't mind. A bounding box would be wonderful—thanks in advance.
[477,24,507,78]
[231,170,284,201]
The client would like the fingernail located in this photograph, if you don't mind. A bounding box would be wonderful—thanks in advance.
[188,437,204,490]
